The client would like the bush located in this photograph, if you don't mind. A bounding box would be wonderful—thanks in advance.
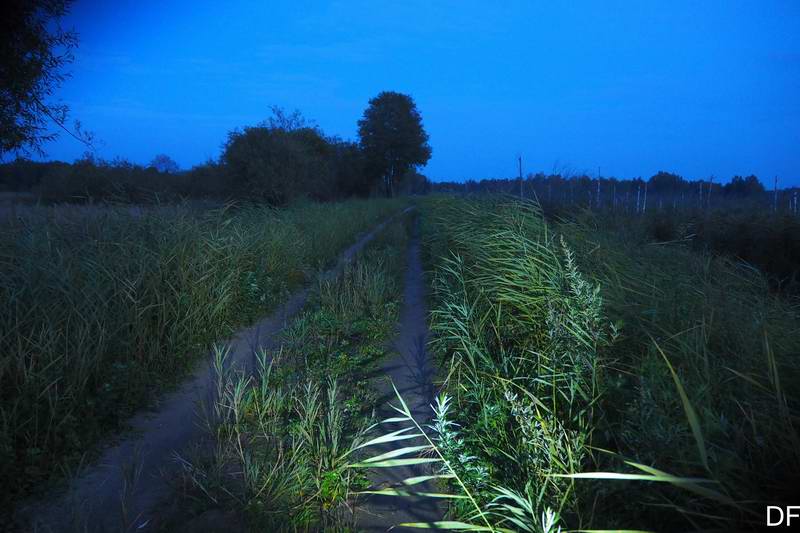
[222,124,335,204]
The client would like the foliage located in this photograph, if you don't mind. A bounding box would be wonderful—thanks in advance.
[174,217,408,530]
[1,98,435,204]
[0,198,401,514]
[221,113,338,204]
[358,91,432,197]
[0,0,90,156]
[723,174,765,196]
[356,195,799,532]
[557,209,800,530]
[351,384,564,533]
[352,197,613,530]
[430,171,792,215]
[148,153,180,174]
[647,170,684,193]
[576,208,800,293]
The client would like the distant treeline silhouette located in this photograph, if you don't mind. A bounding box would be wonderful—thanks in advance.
[0,96,432,204]
[431,171,800,215]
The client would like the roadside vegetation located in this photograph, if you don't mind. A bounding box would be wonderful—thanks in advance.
[358,196,799,532]
[558,208,800,531]
[0,198,402,512]
[434,173,800,295]
[574,208,800,294]
[165,215,410,531]
[4,10,796,527]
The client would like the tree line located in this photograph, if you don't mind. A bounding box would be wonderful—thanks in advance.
[432,170,800,214]
[0,95,432,204]
[2,3,432,204]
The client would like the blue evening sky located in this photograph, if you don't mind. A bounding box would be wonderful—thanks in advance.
[42,1,800,184]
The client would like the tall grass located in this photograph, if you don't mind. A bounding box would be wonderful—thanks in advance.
[359,196,799,532]
[557,211,800,530]
[0,198,402,511]
[557,207,800,293]
[169,215,409,531]
[354,197,612,530]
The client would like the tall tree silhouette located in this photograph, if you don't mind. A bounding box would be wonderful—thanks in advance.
[1,0,91,156]
[357,91,431,197]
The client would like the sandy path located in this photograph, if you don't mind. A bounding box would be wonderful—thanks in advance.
[356,216,446,531]
[19,210,410,533]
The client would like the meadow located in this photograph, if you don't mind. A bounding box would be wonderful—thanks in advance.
[355,196,800,532]
[0,198,402,512]
[5,194,797,533]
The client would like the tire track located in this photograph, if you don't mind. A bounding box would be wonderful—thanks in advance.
[18,209,411,533]
[356,214,445,531]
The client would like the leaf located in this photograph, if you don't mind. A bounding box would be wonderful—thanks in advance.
[356,444,432,464]
[654,340,709,471]
[401,474,457,486]
[558,472,713,482]
[348,426,421,454]
[357,489,468,499]
[398,521,495,530]
[351,457,441,468]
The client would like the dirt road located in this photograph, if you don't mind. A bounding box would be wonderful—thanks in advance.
[356,216,445,531]
[19,211,409,533]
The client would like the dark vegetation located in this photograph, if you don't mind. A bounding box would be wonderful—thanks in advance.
[1,0,93,156]
[358,92,432,197]
[164,217,410,532]
[433,172,800,293]
[0,97,432,204]
[3,4,798,531]
[0,199,402,516]
[1,4,432,203]
[356,197,799,532]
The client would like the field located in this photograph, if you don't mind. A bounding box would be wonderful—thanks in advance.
[0,198,403,515]
[384,197,800,531]
[5,195,798,532]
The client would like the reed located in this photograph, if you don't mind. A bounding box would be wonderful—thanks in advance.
[355,195,799,532]
[0,198,401,510]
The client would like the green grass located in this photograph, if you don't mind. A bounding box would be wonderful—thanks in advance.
[167,214,409,531]
[358,195,799,532]
[352,196,608,532]
[556,209,800,530]
[10,193,794,531]
[0,198,402,512]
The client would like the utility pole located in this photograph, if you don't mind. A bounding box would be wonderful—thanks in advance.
[596,167,601,209]
[636,183,641,213]
[643,180,648,213]
[518,156,523,198]
[774,176,779,212]
[708,175,715,210]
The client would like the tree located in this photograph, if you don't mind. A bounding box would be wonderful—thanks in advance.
[357,92,431,197]
[149,154,180,174]
[1,1,90,156]
[397,169,430,195]
[329,137,370,198]
[648,171,684,193]
[221,109,336,204]
[724,175,765,197]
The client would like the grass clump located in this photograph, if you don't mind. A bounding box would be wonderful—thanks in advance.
[0,198,402,512]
